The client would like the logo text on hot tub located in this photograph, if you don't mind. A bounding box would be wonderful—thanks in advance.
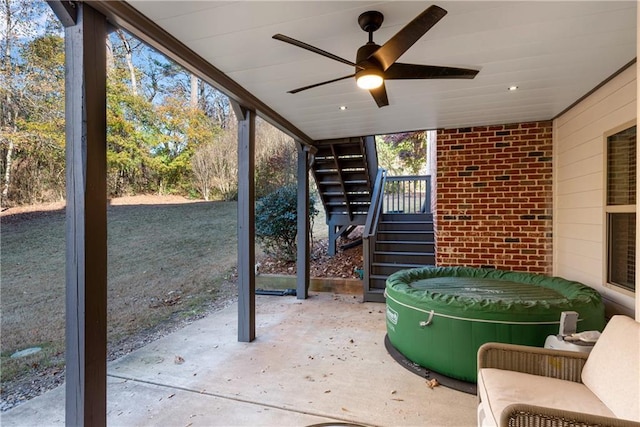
[386,306,399,325]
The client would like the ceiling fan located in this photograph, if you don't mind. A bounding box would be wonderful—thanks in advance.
[273,5,479,108]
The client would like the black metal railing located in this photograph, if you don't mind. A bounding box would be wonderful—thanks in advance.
[383,175,431,214]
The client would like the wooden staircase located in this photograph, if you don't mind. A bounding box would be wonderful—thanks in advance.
[364,212,435,302]
[311,136,377,254]
[309,136,434,303]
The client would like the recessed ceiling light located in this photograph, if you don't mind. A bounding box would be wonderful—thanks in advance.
[339,105,347,111]
[508,86,518,91]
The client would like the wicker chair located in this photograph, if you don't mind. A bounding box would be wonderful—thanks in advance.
[476,315,640,427]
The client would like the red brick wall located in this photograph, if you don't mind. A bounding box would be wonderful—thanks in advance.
[434,121,553,273]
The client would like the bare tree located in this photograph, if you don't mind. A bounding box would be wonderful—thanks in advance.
[191,140,216,201]
[191,120,238,201]
[116,30,138,95]
[1,0,17,206]
[254,118,297,196]
[0,0,58,205]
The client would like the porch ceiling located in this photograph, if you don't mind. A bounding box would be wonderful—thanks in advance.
[126,1,636,141]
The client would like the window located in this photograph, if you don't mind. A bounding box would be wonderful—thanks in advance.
[606,125,636,293]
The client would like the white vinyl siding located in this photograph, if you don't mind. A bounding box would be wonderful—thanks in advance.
[553,63,637,316]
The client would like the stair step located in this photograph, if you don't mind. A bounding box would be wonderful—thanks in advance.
[374,250,435,256]
[370,262,428,276]
[324,196,371,205]
[377,230,434,241]
[382,213,433,221]
[378,221,434,231]
[323,190,371,196]
[316,178,342,185]
[312,155,335,162]
[315,145,364,157]
[372,262,428,268]
[341,172,368,182]
[319,183,370,193]
[315,168,367,176]
[379,219,432,225]
[333,145,365,156]
[367,277,388,292]
[314,168,339,174]
[373,251,435,265]
[375,241,434,252]
[334,159,366,169]
[363,288,385,302]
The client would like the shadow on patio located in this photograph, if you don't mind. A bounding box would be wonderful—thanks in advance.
[2,291,477,426]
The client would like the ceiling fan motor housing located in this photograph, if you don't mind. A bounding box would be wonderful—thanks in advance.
[355,43,384,89]
[356,43,382,67]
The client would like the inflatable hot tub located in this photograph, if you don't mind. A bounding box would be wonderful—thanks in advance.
[385,266,605,383]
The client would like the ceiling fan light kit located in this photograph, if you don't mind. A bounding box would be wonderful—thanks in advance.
[273,5,479,108]
[356,68,384,89]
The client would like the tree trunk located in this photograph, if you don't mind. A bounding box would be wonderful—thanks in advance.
[2,138,14,206]
[117,30,137,96]
[1,104,18,207]
[1,0,14,206]
[190,74,198,109]
[105,36,114,71]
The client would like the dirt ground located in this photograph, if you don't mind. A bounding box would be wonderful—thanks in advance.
[0,195,360,411]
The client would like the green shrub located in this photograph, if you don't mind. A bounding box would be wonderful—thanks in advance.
[255,185,319,261]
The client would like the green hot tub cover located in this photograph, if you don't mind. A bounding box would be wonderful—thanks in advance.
[385,266,605,383]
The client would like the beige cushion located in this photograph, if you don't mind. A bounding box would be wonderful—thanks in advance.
[581,315,640,421]
[478,368,615,425]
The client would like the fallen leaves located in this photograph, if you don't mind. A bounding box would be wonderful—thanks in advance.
[257,238,363,278]
[149,291,182,308]
[426,378,439,389]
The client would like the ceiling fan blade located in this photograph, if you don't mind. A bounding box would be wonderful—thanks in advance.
[369,82,389,108]
[288,74,355,94]
[273,34,357,68]
[370,5,447,71]
[384,63,479,80]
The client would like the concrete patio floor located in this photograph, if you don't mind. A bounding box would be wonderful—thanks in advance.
[1,292,477,426]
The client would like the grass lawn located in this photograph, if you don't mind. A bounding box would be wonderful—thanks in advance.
[1,198,239,383]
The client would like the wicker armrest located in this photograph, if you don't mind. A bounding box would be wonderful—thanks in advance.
[500,403,640,427]
[478,342,588,382]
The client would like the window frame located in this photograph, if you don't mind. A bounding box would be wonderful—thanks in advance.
[603,120,636,297]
